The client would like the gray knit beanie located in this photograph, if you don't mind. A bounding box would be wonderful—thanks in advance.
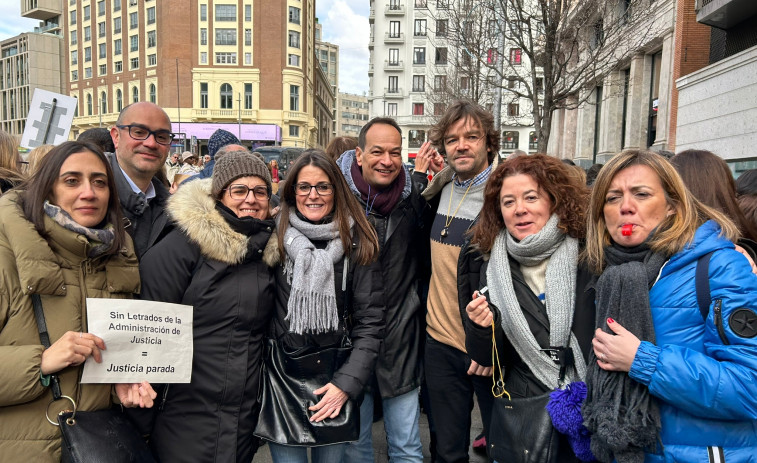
[212,151,273,197]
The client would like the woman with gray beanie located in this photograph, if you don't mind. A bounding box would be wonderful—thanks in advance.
[138,151,277,462]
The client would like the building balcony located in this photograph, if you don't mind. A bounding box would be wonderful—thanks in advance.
[385,3,406,15]
[384,32,405,44]
[21,0,61,21]
[384,60,404,71]
[191,109,258,121]
[696,0,757,29]
[368,63,374,75]
[384,88,405,99]
[369,8,375,22]
[284,111,308,123]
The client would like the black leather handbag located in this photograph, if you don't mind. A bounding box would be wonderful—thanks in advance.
[253,336,359,446]
[30,294,156,463]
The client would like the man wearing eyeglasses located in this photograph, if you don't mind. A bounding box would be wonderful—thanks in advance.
[108,101,174,258]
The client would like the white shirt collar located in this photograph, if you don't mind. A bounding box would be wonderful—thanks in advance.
[119,162,156,200]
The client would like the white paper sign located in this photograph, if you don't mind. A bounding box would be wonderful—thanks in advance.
[81,298,193,384]
[20,89,77,149]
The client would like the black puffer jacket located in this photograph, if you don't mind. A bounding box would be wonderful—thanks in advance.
[138,178,276,463]
[267,228,386,401]
[336,151,430,398]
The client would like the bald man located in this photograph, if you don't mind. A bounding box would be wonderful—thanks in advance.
[108,102,174,258]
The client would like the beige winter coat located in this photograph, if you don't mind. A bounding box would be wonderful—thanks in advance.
[0,192,140,462]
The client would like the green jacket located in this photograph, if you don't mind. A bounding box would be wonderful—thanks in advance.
[0,192,140,462]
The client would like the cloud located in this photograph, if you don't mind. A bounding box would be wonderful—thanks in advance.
[317,0,370,96]
[0,6,39,41]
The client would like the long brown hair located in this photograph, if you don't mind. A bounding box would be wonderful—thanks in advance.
[0,130,25,187]
[585,150,739,273]
[671,149,757,242]
[18,141,126,256]
[277,149,379,265]
[470,154,588,253]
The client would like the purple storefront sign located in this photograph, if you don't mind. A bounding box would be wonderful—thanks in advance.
[172,122,281,142]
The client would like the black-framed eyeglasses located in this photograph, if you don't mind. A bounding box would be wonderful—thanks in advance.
[116,124,175,145]
[225,184,270,201]
[294,183,334,196]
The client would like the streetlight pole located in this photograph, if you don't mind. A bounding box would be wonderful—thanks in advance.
[237,93,242,140]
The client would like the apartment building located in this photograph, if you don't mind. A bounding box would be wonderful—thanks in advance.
[337,92,368,137]
[64,0,331,150]
[0,0,64,136]
[368,0,538,160]
[315,19,338,137]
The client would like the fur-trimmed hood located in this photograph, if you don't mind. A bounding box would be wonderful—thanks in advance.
[168,178,277,265]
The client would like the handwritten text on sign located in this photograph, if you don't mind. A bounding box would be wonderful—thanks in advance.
[81,298,193,383]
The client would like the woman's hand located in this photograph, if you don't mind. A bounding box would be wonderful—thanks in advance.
[592,318,641,372]
[308,382,348,422]
[115,381,158,408]
[467,360,492,377]
[466,291,493,328]
[40,331,105,375]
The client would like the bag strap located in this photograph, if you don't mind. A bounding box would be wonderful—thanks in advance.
[695,251,715,321]
[31,294,63,401]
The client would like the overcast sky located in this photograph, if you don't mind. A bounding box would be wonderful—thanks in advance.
[0,1,370,95]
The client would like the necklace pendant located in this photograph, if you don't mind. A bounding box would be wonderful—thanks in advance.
[440,227,449,238]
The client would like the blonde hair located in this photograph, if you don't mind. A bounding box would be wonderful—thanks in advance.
[26,144,55,175]
[0,130,25,185]
[584,150,740,273]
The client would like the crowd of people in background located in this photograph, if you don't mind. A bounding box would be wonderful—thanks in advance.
[1,98,756,463]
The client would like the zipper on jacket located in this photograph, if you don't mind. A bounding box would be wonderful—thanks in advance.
[713,300,730,345]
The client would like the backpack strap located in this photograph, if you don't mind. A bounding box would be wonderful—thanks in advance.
[695,251,715,321]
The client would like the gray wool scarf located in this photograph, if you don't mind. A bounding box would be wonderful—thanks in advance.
[583,243,666,463]
[44,201,115,258]
[282,211,352,335]
[487,214,586,390]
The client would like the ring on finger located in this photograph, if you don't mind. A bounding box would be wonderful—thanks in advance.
[79,332,83,339]
[599,352,605,360]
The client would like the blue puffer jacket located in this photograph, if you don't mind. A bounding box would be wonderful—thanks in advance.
[630,220,757,463]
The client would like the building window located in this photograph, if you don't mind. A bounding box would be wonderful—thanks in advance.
[535,77,544,94]
[84,47,91,62]
[71,70,78,81]
[434,75,446,91]
[288,31,300,48]
[435,47,447,65]
[509,48,522,65]
[130,57,139,69]
[71,50,78,64]
[114,0,121,11]
[114,60,122,72]
[289,125,299,137]
[389,48,399,65]
[408,129,425,148]
[98,22,106,38]
[502,131,519,149]
[70,31,77,44]
[412,75,424,92]
[83,5,90,20]
[413,47,425,65]
[114,39,122,55]
[85,67,92,78]
[288,54,300,66]
[245,5,251,21]
[288,6,300,24]
[200,4,207,21]
[412,103,424,116]
[507,103,519,117]
[130,35,138,51]
[389,21,400,38]
[130,12,138,29]
[436,19,447,37]
[487,48,497,64]
[529,132,538,150]
[388,76,399,93]
[215,4,236,21]
[415,0,427,7]
[245,29,251,46]
[114,17,121,34]
[99,64,107,75]
[434,103,446,115]
[87,94,92,115]
[70,10,77,25]
[245,53,251,64]
[216,28,236,45]
[437,0,448,8]
[98,1,105,16]
[200,28,207,45]
[215,52,237,64]
[148,54,156,66]
[147,7,155,24]
[220,83,233,108]
[200,52,207,64]
[389,0,401,10]
[244,83,252,109]
[132,86,139,103]
[387,103,398,116]
[290,85,300,111]
[149,83,156,103]
[100,91,107,113]
[99,43,106,58]
[414,19,426,36]
[200,82,208,108]
[147,30,156,47]
[460,76,470,90]
[507,76,517,89]
[116,88,123,110]
[84,26,91,41]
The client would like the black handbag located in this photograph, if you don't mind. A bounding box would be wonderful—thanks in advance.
[487,322,561,463]
[30,294,156,463]
[254,257,359,446]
